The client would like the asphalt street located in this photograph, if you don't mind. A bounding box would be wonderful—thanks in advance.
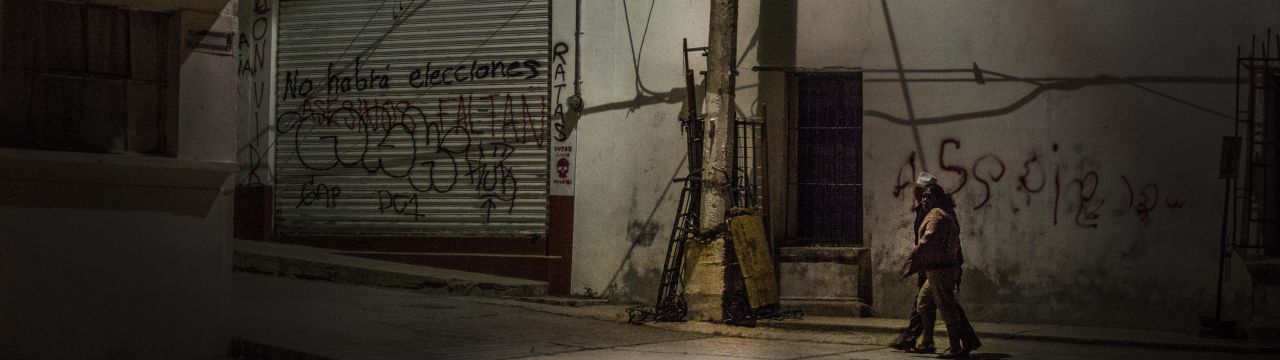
[233,273,1265,359]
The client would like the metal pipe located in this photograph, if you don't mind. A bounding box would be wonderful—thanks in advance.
[1232,45,1242,250]
[1217,176,1230,319]
[574,0,581,95]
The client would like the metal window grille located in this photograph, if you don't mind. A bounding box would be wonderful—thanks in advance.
[784,71,863,246]
[731,118,767,210]
[1230,32,1280,257]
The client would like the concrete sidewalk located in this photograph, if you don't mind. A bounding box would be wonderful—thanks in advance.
[233,239,546,297]
[231,239,1278,355]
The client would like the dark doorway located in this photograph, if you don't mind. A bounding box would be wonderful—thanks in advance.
[784,71,863,246]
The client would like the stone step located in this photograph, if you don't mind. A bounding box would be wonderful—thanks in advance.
[780,297,870,317]
[776,247,872,319]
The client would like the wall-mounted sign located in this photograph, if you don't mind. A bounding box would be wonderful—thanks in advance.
[553,140,574,190]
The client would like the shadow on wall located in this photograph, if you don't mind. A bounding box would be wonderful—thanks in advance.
[584,0,782,118]
[873,0,1234,174]
[581,0,751,301]
[757,0,796,68]
[628,220,661,247]
[863,68,1234,127]
[590,0,801,302]
[600,157,685,301]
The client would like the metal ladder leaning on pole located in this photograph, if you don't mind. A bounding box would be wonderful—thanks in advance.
[627,39,708,323]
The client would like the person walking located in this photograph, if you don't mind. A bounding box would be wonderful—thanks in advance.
[888,173,935,352]
[901,178,981,358]
[889,173,976,354]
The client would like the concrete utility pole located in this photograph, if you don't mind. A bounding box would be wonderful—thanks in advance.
[684,0,738,322]
[700,0,738,233]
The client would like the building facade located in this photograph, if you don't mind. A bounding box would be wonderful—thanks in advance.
[236,0,1280,333]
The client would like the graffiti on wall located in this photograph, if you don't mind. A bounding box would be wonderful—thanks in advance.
[276,54,549,223]
[295,177,340,209]
[237,0,274,185]
[551,42,571,142]
[892,139,1187,228]
[549,41,575,192]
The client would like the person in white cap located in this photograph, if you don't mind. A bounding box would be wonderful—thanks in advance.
[888,172,937,352]
[890,172,981,358]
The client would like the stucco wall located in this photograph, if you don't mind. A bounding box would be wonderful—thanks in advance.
[796,0,1274,331]
[569,0,763,302]
[571,0,1279,332]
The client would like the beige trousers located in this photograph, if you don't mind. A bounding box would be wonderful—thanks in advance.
[915,267,962,348]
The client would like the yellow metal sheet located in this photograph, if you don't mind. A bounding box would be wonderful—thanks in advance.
[727,214,778,310]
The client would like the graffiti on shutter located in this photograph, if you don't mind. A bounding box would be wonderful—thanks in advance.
[274,0,550,236]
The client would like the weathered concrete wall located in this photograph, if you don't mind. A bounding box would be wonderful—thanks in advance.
[783,0,1276,331]
[568,0,763,303]
[572,0,1279,332]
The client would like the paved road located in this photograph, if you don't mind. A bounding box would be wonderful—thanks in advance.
[233,273,1264,359]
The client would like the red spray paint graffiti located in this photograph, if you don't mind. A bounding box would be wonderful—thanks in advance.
[892,138,1187,229]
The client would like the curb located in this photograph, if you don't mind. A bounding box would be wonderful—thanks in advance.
[510,296,613,307]
[233,250,547,298]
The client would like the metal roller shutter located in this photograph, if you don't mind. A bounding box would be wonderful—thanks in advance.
[274,0,550,236]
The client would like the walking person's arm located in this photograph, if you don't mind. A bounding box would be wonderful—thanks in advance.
[903,210,944,278]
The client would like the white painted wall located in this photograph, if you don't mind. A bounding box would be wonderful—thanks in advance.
[569,0,763,302]
[570,0,1280,332]
[821,0,1277,332]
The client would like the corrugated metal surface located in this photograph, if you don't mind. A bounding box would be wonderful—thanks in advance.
[274,0,550,236]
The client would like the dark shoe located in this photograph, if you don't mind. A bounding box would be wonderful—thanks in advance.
[938,344,979,359]
[963,340,981,354]
[888,341,913,351]
[959,332,981,355]
[962,335,983,348]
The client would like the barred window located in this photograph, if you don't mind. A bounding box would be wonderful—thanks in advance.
[785,71,863,246]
